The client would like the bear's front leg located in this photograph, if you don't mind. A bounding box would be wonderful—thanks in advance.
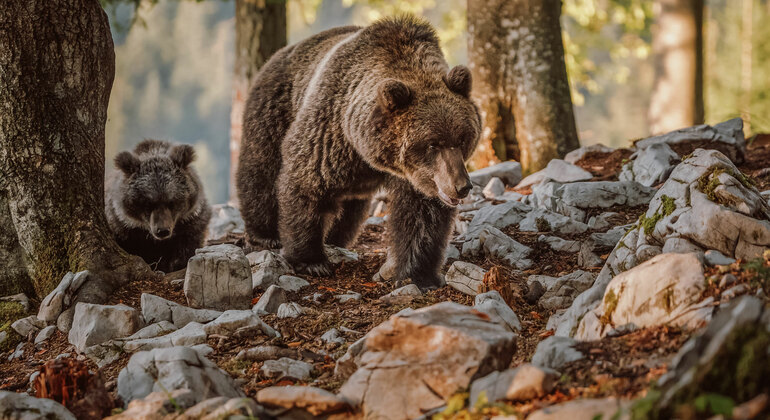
[376,178,456,291]
[277,180,332,277]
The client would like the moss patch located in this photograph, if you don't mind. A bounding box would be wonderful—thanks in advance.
[0,301,26,352]
[639,195,676,235]
[697,166,756,203]
[600,288,619,326]
[535,216,552,232]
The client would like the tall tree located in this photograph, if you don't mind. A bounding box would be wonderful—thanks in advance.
[467,0,580,173]
[0,0,153,305]
[648,0,704,134]
[229,0,287,201]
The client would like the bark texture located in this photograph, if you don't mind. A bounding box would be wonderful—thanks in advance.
[229,0,287,201]
[649,0,704,135]
[467,0,579,173]
[0,0,154,300]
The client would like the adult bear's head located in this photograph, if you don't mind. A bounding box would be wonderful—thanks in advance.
[368,65,481,207]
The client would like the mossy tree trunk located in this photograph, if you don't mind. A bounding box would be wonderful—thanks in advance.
[467,0,580,173]
[229,0,287,201]
[0,0,154,301]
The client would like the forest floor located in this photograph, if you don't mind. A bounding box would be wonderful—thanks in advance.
[2,136,770,418]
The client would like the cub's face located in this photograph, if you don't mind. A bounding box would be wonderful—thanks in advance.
[374,65,481,206]
[114,144,199,240]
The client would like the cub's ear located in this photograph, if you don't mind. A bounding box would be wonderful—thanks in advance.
[377,79,413,112]
[443,65,472,97]
[114,151,141,176]
[169,144,195,168]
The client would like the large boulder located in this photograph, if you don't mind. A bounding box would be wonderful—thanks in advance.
[0,390,76,420]
[550,149,770,337]
[634,117,746,163]
[184,244,252,311]
[528,180,655,222]
[338,302,517,419]
[117,346,244,405]
[619,142,679,187]
[68,303,142,353]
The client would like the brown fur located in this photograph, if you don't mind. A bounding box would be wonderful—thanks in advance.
[106,139,211,272]
[236,16,480,289]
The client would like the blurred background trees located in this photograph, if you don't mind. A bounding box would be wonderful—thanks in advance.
[100,0,770,202]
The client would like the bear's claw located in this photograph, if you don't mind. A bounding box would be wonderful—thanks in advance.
[295,261,333,277]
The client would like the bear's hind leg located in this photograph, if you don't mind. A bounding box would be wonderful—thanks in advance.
[278,184,332,277]
[376,178,456,291]
[326,199,370,248]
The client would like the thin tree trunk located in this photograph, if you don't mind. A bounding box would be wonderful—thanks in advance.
[740,0,752,133]
[649,0,705,135]
[229,0,287,202]
[468,0,580,173]
[0,0,154,308]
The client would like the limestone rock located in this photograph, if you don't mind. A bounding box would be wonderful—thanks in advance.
[0,390,76,420]
[203,310,279,338]
[531,336,584,370]
[257,386,352,416]
[260,357,313,381]
[11,315,45,338]
[445,261,486,296]
[474,290,521,332]
[619,142,679,187]
[250,250,292,290]
[564,143,615,164]
[462,200,533,240]
[326,245,359,264]
[37,271,89,323]
[537,270,596,310]
[478,226,533,270]
[207,204,245,241]
[483,177,506,198]
[634,117,746,163]
[527,398,631,420]
[276,275,310,292]
[277,302,304,318]
[184,244,251,310]
[104,389,197,420]
[141,293,222,328]
[469,161,523,187]
[469,364,559,404]
[68,303,142,353]
[516,159,593,189]
[252,285,286,315]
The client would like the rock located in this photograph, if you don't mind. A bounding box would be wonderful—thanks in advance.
[382,284,422,299]
[619,142,679,187]
[517,159,593,189]
[527,398,631,420]
[260,357,314,381]
[445,261,486,296]
[474,291,521,332]
[519,208,589,235]
[722,283,750,300]
[123,322,208,353]
[0,390,76,420]
[477,226,533,269]
[34,325,57,346]
[483,177,506,198]
[634,117,746,163]
[444,244,460,261]
[577,253,709,340]
[529,181,655,222]
[11,315,45,338]
[68,303,142,353]
[335,291,361,303]
[257,386,352,416]
[250,250,292,290]
[531,336,584,370]
[338,302,517,419]
[126,321,178,340]
[276,275,310,292]
[184,244,252,311]
[185,396,263,419]
[564,143,615,164]
[462,200,533,240]
[141,293,222,328]
[469,161,523,187]
[321,328,346,345]
[469,364,559,404]
[326,245,358,264]
[704,249,737,266]
[252,285,287,315]
[203,310,279,338]
[207,204,245,241]
[277,302,304,318]
[538,271,596,311]
[538,235,581,253]
[1,293,30,312]
[718,273,737,288]
[8,342,24,360]
[37,271,90,323]
[104,389,197,420]
[587,212,622,231]
[117,346,244,405]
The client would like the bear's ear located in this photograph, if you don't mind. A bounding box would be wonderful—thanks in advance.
[377,79,413,112]
[115,151,141,176]
[443,65,472,97]
[169,144,195,168]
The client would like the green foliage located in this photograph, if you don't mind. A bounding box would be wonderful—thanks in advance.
[742,257,770,289]
[431,391,517,420]
[638,195,676,235]
[693,393,734,416]
[0,301,26,352]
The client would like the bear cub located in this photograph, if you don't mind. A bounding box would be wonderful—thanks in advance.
[106,139,211,272]
[237,16,480,290]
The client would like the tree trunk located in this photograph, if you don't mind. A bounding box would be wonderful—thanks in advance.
[0,0,154,305]
[740,0,752,134]
[229,0,287,202]
[649,0,705,135]
[467,0,580,173]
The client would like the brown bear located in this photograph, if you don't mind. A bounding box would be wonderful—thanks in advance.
[236,16,480,290]
[106,139,212,273]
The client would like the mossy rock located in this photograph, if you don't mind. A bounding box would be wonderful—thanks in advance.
[0,301,27,352]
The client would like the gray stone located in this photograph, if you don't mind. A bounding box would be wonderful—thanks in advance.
[538,235,581,253]
[516,159,593,189]
[634,117,746,163]
[104,389,198,420]
[721,283,750,300]
[474,290,521,332]
[141,293,221,328]
[0,390,76,420]
[587,212,622,231]
[365,216,385,225]
[203,310,279,338]
[184,244,252,311]
[321,328,346,345]
[469,161,523,187]
[339,302,517,420]
[123,322,207,352]
[276,275,310,292]
[257,386,352,416]
[531,336,584,370]
[483,177,506,198]
[8,342,24,361]
[462,200,533,240]
[326,245,358,264]
[445,245,460,261]
[538,271,596,310]
[527,398,631,420]
[477,226,533,269]
[68,303,142,353]
[335,291,362,303]
[252,285,287,315]
[207,204,245,241]
[34,325,56,346]
[619,142,679,187]
[383,284,422,298]
[117,346,244,405]
[250,250,292,290]
[519,208,589,235]
[277,302,304,318]
[445,261,486,296]
[37,271,90,323]
[469,364,559,404]
[125,321,178,340]
[704,249,737,266]
[11,315,45,338]
[718,273,737,288]
[260,357,314,381]
[564,143,615,164]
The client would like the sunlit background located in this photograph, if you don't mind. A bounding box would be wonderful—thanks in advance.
[104,0,770,204]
